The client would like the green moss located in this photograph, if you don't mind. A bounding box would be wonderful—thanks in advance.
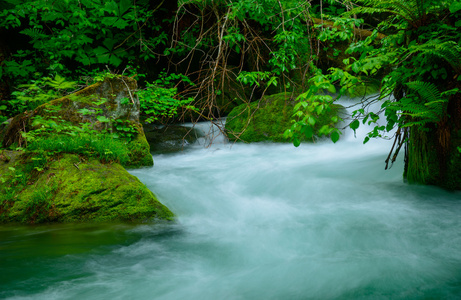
[225,92,343,143]
[443,132,461,190]
[0,150,11,162]
[405,126,461,190]
[405,127,439,185]
[225,93,290,142]
[125,123,153,168]
[0,154,173,224]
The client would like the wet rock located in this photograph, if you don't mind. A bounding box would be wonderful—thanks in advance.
[0,154,174,224]
[143,124,201,154]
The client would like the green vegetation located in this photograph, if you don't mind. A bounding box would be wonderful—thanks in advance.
[319,0,461,188]
[1,76,153,167]
[27,135,130,165]
[0,154,174,224]
[0,74,169,223]
[226,92,344,143]
[1,0,460,194]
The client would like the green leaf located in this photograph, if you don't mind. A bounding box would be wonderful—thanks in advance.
[109,54,123,66]
[304,126,314,139]
[101,16,118,26]
[105,1,118,14]
[293,137,300,147]
[267,76,278,87]
[93,46,109,56]
[119,0,131,15]
[350,119,360,131]
[97,116,110,123]
[113,18,129,29]
[327,84,336,94]
[450,1,461,13]
[331,130,340,143]
[315,105,324,115]
[78,108,92,115]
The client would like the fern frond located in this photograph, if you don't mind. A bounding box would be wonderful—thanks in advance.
[20,28,46,41]
[344,0,428,27]
[406,81,442,104]
[386,81,447,128]
[409,40,461,72]
[343,6,393,17]
[400,81,447,125]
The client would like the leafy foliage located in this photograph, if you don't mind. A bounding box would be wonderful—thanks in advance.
[0,0,171,84]
[137,72,196,123]
[6,75,77,116]
[344,0,461,136]
[1,0,460,188]
[284,67,342,145]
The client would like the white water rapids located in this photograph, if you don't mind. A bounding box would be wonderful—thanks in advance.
[1,100,461,299]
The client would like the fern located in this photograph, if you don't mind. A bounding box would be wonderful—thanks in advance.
[344,0,446,29]
[406,81,442,104]
[20,28,45,40]
[400,81,447,126]
[345,0,421,26]
[46,75,77,90]
[409,40,461,72]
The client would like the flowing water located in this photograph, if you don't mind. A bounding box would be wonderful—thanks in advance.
[1,105,461,299]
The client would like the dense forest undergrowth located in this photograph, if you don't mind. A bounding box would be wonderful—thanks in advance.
[0,0,460,203]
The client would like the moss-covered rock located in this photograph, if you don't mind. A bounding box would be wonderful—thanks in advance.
[0,76,153,168]
[225,92,344,143]
[0,150,20,174]
[125,123,154,168]
[0,154,173,224]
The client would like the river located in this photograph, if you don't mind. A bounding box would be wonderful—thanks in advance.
[1,113,461,299]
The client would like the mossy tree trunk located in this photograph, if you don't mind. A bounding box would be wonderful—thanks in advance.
[405,94,461,190]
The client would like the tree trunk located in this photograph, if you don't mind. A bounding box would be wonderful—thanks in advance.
[405,94,461,190]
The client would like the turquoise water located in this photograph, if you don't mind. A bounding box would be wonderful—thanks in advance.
[1,126,461,299]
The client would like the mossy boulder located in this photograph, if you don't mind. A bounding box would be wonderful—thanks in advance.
[0,76,153,168]
[0,154,174,224]
[125,123,154,168]
[0,150,20,173]
[225,92,344,143]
